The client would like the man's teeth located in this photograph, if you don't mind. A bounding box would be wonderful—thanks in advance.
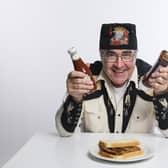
[114,70,124,73]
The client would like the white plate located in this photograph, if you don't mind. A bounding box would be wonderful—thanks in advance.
[89,144,154,163]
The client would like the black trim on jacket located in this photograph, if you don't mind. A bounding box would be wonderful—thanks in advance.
[60,59,168,133]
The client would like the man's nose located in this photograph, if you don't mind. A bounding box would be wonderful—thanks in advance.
[115,56,124,67]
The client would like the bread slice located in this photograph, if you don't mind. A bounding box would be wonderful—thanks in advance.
[99,148,144,159]
[99,139,140,148]
[98,140,144,159]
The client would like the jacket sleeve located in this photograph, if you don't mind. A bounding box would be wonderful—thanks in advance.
[55,61,102,136]
[137,84,168,137]
[136,58,168,137]
[55,95,82,136]
[153,93,168,137]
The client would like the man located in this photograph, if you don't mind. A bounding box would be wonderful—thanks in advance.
[55,23,168,137]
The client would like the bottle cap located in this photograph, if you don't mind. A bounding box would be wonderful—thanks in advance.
[68,47,77,56]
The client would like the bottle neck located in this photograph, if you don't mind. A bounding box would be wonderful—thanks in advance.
[71,54,80,61]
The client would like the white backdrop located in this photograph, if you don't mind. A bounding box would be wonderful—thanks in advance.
[0,0,168,166]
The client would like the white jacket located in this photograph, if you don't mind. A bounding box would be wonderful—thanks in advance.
[56,60,168,137]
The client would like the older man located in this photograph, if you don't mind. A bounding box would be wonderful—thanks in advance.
[56,23,168,137]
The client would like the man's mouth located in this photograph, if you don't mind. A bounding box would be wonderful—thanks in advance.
[114,70,125,73]
[112,69,127,73]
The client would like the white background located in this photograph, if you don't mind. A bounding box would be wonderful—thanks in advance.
[0,0,168,166]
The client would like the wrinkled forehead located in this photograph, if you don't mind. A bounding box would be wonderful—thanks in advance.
[100,49,137,55]
[106,49,136,53]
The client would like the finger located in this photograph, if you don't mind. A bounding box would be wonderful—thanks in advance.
[71,83,94,90]
[150,80,168,94]
[157,77,165,84]
[161,72,168,80]
[159,66,168,73]
[150,82,160,90]
[69,87,92,96]
[151,71,160,78]
[68,71,87,79]
[67,77,94,93]
[71,78,93,85]
[155,72,168,81]
[153,77,164,85]
[150,72,168,81]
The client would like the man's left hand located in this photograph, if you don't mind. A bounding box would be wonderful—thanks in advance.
[149,67,168,95]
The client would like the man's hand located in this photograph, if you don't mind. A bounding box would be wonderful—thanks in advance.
[148,67,168,95]
[66,71,94,103]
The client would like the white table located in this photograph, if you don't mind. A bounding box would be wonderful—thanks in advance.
[2,132,168,168]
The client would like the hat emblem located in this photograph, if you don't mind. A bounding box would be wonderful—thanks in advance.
[110,26,129,46]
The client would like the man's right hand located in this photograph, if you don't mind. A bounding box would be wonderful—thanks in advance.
[66,71,94,103]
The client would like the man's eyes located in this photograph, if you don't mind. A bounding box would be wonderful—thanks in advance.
[107,52,116,57]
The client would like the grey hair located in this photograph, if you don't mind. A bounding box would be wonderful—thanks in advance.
[99,49,107,58]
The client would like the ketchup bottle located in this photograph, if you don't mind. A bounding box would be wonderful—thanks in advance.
[143,50,168,87]
[68,47,97,91]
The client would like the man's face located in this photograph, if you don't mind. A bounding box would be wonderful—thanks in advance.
[101,49,136,87]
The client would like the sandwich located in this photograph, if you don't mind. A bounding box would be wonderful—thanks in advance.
[98,139,144,159]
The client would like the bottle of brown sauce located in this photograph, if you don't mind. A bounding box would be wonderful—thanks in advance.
[68,47,97,91]
[143,50,168,87]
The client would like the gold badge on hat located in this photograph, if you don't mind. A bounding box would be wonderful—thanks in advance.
[110,26,129,46]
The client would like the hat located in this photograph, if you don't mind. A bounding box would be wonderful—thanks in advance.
[99,23,137,50]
